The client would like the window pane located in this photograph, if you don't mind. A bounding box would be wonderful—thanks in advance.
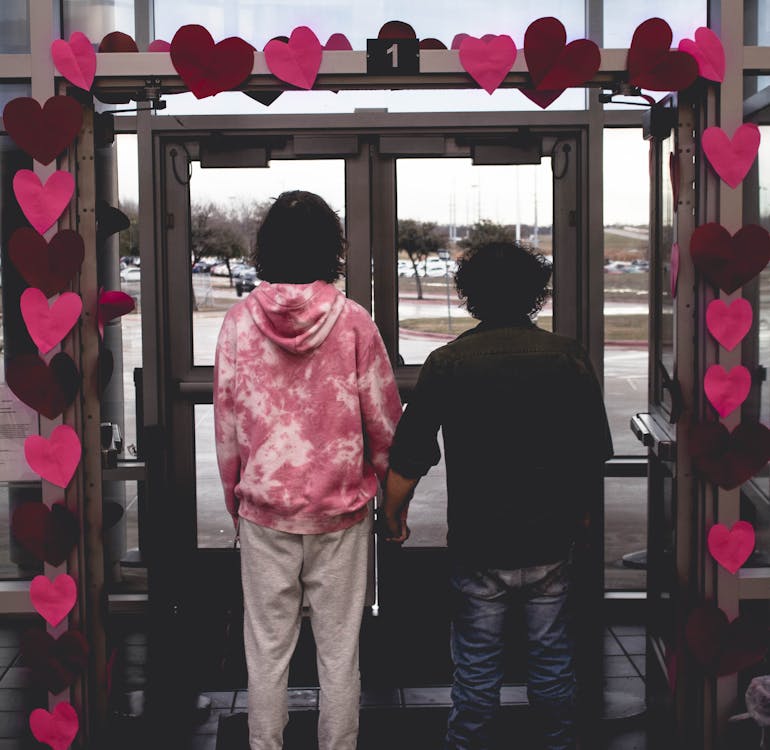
[187,160,346,367]
[603,129,649,454]
[62,0,135,40]
[196,404,230,547]
[0,1,29,53]
[746,2,770,45]
[396,158,553,365]
[605,477,647,591]
[0,85,31,120]
[603,1,706,48]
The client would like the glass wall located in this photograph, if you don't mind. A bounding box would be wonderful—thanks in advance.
[62,0,135,41]
[0,1,29,54]
[603,0,706,48]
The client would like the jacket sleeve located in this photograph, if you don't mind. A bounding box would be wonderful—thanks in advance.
[357,329,403,482]
[388,352,443,479]
[213,313,241,519]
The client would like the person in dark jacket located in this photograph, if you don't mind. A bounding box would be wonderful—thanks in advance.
[382,241,613,750]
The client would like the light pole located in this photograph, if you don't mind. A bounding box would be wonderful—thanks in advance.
[438,247,452,334]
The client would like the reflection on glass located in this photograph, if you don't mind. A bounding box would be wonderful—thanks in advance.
[605,477,647,590]
[0,2,29,53]
[659,134,674,409]
[62,0,135,40]
[196,404,231,548]
[188,160,345,366]
[603,129,650,455]
[396,158,553,365]
[603,1,706,48]
[746,3,770,45]
[0,84,32,114]
[0,484,43,580]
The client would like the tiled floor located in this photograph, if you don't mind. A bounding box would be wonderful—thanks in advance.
[0,624,650,749]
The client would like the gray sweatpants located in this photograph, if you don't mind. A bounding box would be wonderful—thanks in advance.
[239,512,372,750]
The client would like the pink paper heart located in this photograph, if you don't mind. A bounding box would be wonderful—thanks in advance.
[30,701,79,750]
[458,35,517,95]
[323,33,352,51]
[707,520,755,574]
[13,170,75,235]
[20,288,82,354]
[702,124,761,189]
[706,298,753,351]
[264,26,323,90]
[670,242,680,298]
[24,425,81,489]
[51,32,96,91]
[148,39,171,52]
[704,364,751,418]
[30,573,77,627]
[678,27,725,82]
[97,289,135,338]
[451,33,469,50]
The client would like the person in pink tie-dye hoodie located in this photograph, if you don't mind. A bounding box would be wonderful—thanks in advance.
[214,191,402,750]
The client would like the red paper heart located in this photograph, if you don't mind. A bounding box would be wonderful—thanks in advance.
[451,34,469,50]
[627,18,699,91]
[2,96,82,166]
[20,288,82,354]
[98,31,138,53]
[378,21,417,40]
[13,170,75,235]
[29,701,79,750]
[669,151,680,210]
[690,421,770,490]
[704,364,751,418]
[51,31,96,91]
[7,352,80,420]
[9,228,84,297]
[264,26,323,90]
[103,501,125,531]
[685,603,768,675]
[707,521,755,574]
[670,242,680,298]
[11,502,79,567]
[520,17,600,109]
[701,124,761,189]
[690,222,770,293]
[706,298,753,351]
[97,289,135,340]
[30,573,77,627]
[323,33,352,51]
[678,27,725,83]
[22,628,89,694]
[170,25,255,99]
[148,40,171,52]
[458,35,517,95]
[99,347,115,396]
[24,425,82,489]
[96,200,130,244]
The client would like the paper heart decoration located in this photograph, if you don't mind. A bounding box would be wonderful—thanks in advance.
[29,701,79,750]
[420,38,447,50]
[170,25,255,99]
[9,228,84,297]
[13,170,75,235]
[11,502,79,567]
[264,26,323,90]
[96,200,130,244]
[627,18,699,91]
[378,21,417,39]
[99,346,115,395]
[2,96,82,166]
[678,27,725,82]
[24,425,82,489]
[701,124,761,189]
[98,31,138,53]
[30,573,77,627]
[458,35,517,95]
[707,521,755,574]
[103,501,125,531]
[22,628,89,694]
[324,33,352,51]
[521,17,600,109]
[706,298,752,351]
[690,421,770,489]
[20,288,82,354]
[51,31,96,91]
[6,352,81,420]
[685,603,768,675]
[148,40,171,52]
[690,223,770,293]
[669,151,680,210]
[97,289,135,338]
[704,364,751,418]
[670,242,680,298]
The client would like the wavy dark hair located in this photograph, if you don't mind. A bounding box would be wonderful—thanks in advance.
[252,191,346,283]
[454,241,552,322]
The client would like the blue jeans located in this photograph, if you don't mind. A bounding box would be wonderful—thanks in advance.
[445,559,576,750]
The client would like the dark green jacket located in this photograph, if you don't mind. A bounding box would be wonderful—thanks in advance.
[389,320,614,569]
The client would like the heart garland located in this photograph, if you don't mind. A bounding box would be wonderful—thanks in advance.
[29,701,79,750]
[20,288,82,354]
[521,17,600,109]
[703,364,751,418]
[13,170,75,236]
[22,629,89,695]
[24,425,82,489]
[11,502,79,567]
[6,352,81,421]
[707,521,755,574]
[458,35,517,95]
[627,18,699,91]
[701,124,761,189]
[50,32,96,91]
[678,27,726,83]
[705,298,752,352]
[30,573,78,627]
[8,228,84,298]
[264,26,323,90]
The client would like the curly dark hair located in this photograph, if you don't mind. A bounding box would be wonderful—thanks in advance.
[454,241,552,322]
[252,190,346,283]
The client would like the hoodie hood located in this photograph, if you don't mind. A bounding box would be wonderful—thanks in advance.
[247,280,345,354]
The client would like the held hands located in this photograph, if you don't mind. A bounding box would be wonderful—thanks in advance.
[382,506,410,544]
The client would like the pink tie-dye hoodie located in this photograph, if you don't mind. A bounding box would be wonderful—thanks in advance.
[214,280,403,534]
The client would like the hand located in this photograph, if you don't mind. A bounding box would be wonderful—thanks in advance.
[382,507,410,544]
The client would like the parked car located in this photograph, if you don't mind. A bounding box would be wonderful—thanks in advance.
[120,266,141,282]
[235,269,259,296]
